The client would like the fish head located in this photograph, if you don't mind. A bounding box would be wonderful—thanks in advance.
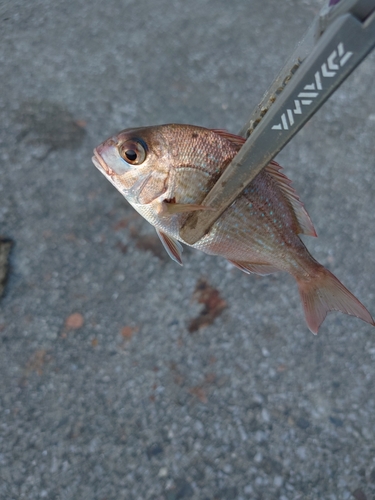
[92,126,171,206]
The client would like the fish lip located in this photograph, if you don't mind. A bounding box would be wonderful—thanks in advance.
[92,148,117,177]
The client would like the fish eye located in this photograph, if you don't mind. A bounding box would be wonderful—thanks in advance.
[119,139,147,165]
[125,149,137,162]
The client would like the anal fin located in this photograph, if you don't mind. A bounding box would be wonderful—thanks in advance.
[156,228,183,265]
[228,260,280,276]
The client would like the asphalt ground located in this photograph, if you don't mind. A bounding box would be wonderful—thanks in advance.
[1,0,375,499]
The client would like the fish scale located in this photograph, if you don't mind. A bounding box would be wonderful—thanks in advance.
[92,124,374,334]
[194,178,306,273]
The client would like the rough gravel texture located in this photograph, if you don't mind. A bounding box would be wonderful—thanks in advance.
[1,1,375,499]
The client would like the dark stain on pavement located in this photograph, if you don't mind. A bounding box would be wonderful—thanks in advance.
[128,226,168,261]
[135,234,168,261]
[15,100,86,152]
[352,488,367,500]
[188,278,227,332]
[146,442,163,459]
[0,238,13,300]
[166,478,194,499]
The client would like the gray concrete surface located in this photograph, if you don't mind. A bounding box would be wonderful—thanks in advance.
[1,0,375,498]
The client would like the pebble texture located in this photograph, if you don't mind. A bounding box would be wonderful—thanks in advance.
[1,1,375,499]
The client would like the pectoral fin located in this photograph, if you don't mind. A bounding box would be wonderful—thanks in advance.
[156,228,183,265]
[228,260,280,276]
[161,200,216,215]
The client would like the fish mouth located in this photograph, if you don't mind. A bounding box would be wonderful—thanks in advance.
[92,148,117,177]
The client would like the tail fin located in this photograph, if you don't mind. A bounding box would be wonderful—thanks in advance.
[296,267,375,334]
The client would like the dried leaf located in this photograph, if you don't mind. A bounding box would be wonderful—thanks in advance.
[65,313,84,330]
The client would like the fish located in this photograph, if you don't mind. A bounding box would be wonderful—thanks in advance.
[92,124,374,334]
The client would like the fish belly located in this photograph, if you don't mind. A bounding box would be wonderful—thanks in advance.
[193,178,313,277]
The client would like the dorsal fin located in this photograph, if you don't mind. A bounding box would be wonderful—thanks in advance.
[211,131,316,237]
[211,129,246,147]
[265,161,317,237]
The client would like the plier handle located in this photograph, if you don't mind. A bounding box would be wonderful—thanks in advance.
[180,0,375,244]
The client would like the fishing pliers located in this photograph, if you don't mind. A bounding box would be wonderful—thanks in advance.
[180,0,375,244]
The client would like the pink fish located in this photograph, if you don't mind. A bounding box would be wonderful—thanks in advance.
[92,124,374,334]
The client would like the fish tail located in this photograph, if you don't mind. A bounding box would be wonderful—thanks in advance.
[296,266,374,334]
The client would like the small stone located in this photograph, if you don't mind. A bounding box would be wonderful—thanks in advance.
[261,347,270,357]
[158,467,168,477]
[46,330,58,340]
[274,476,283,487]
[255,431,267,443]
[261,408,270,422]
[244,484,254,494]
